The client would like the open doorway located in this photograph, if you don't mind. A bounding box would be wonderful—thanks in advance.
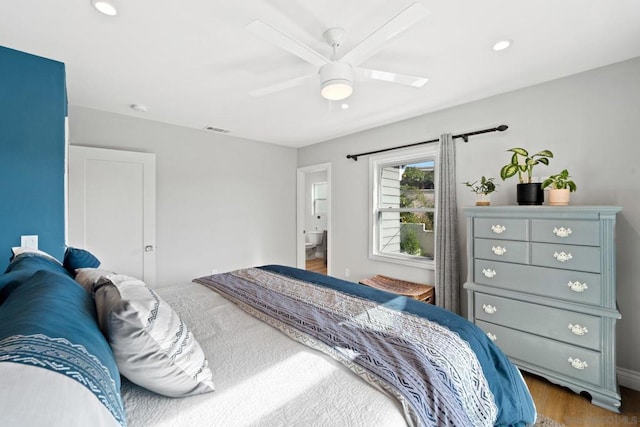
[296,163,331,275]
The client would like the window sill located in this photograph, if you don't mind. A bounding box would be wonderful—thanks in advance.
[369,253,435,270]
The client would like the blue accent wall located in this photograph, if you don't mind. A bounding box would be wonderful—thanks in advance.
[0,46,67,271]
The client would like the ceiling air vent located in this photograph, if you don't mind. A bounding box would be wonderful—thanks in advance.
[203,126,230,134]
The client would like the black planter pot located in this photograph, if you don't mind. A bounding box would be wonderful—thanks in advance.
[517,183,544,205]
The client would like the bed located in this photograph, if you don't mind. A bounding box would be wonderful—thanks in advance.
[0,250,536,427]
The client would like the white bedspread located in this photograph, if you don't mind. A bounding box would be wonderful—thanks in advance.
[122,281,408,427]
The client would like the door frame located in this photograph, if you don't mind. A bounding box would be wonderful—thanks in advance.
[296,163,331,274]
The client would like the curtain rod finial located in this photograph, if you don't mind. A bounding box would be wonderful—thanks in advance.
[497,125,508,132]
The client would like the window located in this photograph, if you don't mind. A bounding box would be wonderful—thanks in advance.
[312,182,327,215]
[369,146,436,268]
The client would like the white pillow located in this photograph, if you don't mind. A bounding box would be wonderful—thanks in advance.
[91,273,214,397]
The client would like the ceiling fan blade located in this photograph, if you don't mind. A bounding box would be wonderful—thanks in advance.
[340,2,429,66]
[249,74,317,97]
[356,67,428,88]
[246,20,329,67]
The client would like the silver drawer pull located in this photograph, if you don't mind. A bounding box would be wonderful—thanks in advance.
[482,304,497,314]
[491,246,507,256]
[553,227,572,238]
[567,281,588,292]
[568,357,588,370]
[486,332,497,342]
[482,268,497,278]
[491,224,506,234]
[553,251,573,262]
[568,324,589,336]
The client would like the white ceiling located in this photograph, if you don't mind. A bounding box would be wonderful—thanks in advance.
[2,1,640,147]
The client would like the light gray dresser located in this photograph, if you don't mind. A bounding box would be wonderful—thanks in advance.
[463,206,622,412]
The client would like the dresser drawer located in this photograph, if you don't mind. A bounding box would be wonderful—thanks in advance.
[531,219,600,245]
[474,293,601,350]
[476,320,602,386]
[474,260,602,306]
[474,238,528,264]
[531,242,601,273]
[474,218,527,241]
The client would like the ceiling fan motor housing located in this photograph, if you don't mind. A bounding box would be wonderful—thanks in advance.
[320,62,354,100]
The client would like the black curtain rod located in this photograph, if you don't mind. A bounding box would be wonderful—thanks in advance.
[346,124,508,161]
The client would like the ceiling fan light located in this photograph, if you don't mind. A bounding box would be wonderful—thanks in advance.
[319,62,354,101]
[321,80,353,101]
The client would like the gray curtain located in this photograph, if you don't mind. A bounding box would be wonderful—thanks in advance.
[435,133,460,314]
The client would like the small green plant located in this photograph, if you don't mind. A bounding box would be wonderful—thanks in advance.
[500,148,554,183]
[463,176,497,195]
[542,169,577,192]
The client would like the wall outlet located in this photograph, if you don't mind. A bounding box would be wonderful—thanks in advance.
[21,235,38,249]
[344,268,350,278]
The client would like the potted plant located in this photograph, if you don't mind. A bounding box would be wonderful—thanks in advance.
[500,147,553,205]
[464,176,497,206]
[541,169,577,206]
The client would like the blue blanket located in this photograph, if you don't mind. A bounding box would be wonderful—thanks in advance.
[195,265,535,427]
[0,254,126,426]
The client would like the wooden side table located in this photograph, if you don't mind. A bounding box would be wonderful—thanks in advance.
[359,275,435,304]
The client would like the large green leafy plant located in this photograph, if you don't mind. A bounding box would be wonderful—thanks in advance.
[500,148,553,183]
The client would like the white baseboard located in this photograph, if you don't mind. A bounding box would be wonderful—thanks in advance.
[618,366,640,391]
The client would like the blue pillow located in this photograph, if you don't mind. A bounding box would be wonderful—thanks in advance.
[63,247,100,276]
[2,251,71,305]
[0,268,125,425]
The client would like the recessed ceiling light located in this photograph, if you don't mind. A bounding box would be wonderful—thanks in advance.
[492,39,512,51]
[91,0,117,16]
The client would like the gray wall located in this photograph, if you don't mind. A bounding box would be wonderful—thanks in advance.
[69,106,297,286]
[298,57,640,379]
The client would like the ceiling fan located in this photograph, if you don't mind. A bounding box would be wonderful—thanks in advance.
[247,2,430,101]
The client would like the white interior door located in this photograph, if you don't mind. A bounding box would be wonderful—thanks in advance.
[68,146,156,284]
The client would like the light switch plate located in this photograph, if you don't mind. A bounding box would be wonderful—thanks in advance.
[21,235,38,249]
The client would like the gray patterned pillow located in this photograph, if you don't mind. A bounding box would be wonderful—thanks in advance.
[75,268,113,293]
[91,273,214,397]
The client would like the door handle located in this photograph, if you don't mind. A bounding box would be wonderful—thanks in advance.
[145,245,154,252]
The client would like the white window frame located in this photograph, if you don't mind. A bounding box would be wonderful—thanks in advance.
[368,145,437,269]
[312,181,327,215]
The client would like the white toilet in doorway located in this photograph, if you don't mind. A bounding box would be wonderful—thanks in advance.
[305,231,323,260]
